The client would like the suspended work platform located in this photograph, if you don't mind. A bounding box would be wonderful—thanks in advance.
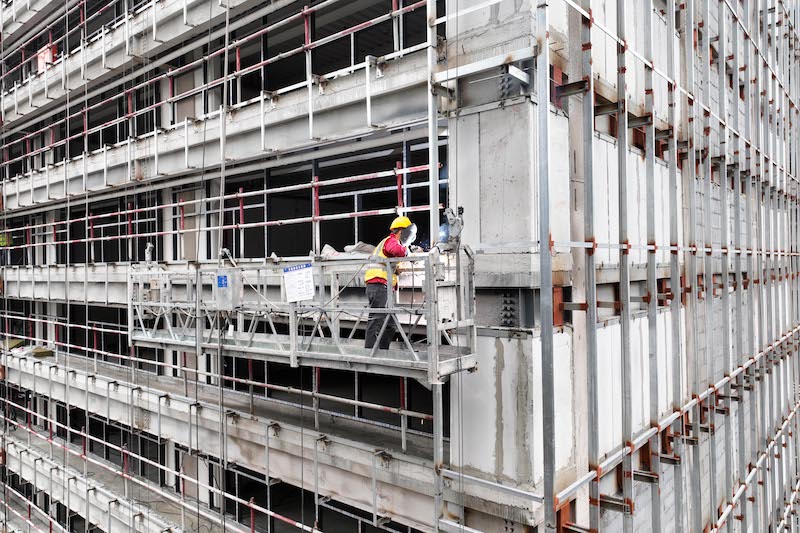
[128,247,477,382]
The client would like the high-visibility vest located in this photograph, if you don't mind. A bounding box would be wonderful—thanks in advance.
[0,233,8,247]
[364,236,399,286]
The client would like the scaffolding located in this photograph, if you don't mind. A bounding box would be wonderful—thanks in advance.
[0,0,798,531]
[547,0,800,532]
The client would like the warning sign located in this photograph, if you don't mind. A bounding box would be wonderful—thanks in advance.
[284,263,315,303]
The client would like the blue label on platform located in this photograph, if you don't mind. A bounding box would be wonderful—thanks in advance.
[217,275,228,288]
[283,263,312,273]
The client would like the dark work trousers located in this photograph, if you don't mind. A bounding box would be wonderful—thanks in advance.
[365,282,397,349]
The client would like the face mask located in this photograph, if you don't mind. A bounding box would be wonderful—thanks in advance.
[400,224,417,247]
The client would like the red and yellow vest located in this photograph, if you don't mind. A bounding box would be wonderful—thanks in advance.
[365,236,399,286]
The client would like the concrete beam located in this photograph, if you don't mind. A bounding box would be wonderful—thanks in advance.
[3,433,183,532]
[2,260,407,306]
[1,261,734,305]
[0,126,425,219]
[2,50,429,212]
[5,262,131,305]
[0,0,61,46]
[0,506,56,532]
[0,0,260,126]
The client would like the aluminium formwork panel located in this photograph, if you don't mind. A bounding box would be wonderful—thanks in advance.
[589,0,680,125]
[591,135,685,268]
[595,309,686,458]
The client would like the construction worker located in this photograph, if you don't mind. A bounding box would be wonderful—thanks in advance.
[364,216,417,349]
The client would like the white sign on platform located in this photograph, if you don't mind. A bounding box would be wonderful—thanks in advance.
[284,263,315,303]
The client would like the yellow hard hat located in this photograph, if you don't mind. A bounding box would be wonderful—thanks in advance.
[390,216,413,230]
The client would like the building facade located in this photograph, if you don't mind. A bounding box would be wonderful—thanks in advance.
[0,0,799,532]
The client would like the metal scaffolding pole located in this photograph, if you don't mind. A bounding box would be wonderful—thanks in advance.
[579,0,600,528]
[427,0,440,250]
[742,2,762,525]
[716,4,733,531]
[731,10,749,530]
[699,1,720,525]
[759,0,774,521]
[642,0,661,528]
[427,1,444,531]
[536,0,555,532]
[685,0,703,525]
[666,0,685,529]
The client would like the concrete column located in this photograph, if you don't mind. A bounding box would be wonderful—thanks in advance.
[161,188,175,262]
[47,303,58,350]
[34,301,43,342]
[165,440,176,488]
[46,208,59,350]
[180,348,198,384]
[206,50,222,112]
[182,451,212,505]
[204,180,221,262]
[159,77,171,127]
[46,210,57,265]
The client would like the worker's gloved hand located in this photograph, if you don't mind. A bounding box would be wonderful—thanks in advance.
[410,245,424,253]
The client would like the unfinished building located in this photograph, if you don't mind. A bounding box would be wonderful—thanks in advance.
[0,0,799,531]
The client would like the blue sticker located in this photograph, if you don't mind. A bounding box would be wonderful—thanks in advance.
[217,275,228,288]
[283,263,312,273]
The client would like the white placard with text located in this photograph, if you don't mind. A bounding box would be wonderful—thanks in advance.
[283,263,315,303]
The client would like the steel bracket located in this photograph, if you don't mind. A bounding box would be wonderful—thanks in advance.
[555,80,589,98]
[655,128,673,140]
[659,453,682,465]
[502,64,530,86]
[687,422,714,435]
[594,102,618,116]
[374,449,392,468]
[633,470,659,483]
[561,524,591,533]
[432,83,456,100]
[628,114,653,128]
[599,494,632,514]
